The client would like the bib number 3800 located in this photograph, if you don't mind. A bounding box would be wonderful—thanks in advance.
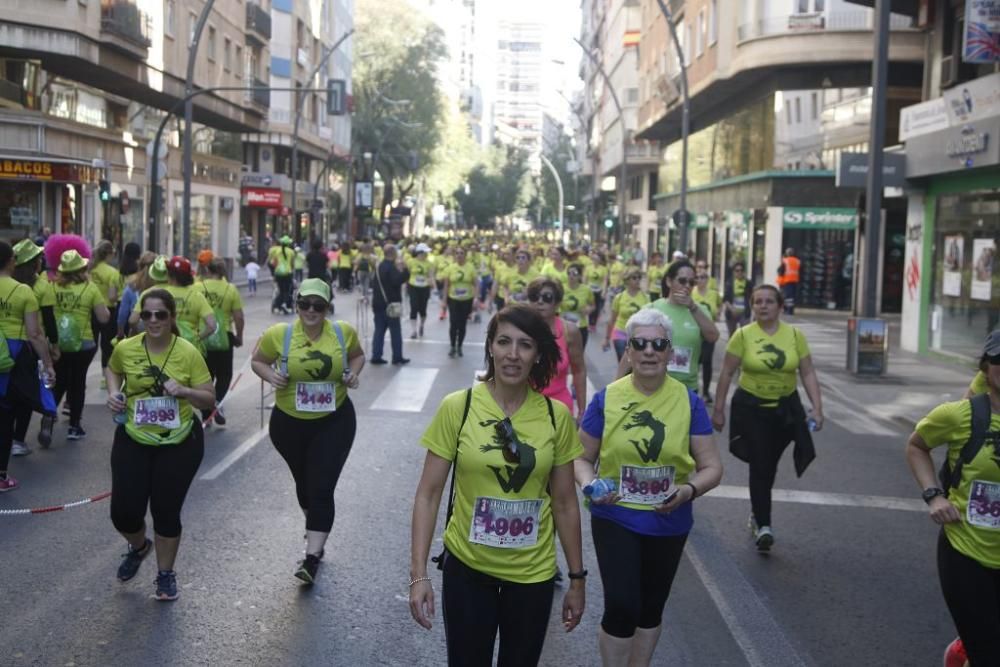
[133,397,181,429]
[469,497,542,549]
[620,465,675,505]
[968,480,1000,529]
[295,382,335,412]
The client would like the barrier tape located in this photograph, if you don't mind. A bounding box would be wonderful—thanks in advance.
[0,491,111,516]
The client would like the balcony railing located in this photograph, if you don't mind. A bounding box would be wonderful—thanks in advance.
[737,10,915,42]
[100,0,152,49]
[245,3,271,44]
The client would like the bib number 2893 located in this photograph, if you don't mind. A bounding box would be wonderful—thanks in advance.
[133,397,180,429]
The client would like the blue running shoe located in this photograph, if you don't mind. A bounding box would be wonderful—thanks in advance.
[155,570,179,601]
[117,538,152,582]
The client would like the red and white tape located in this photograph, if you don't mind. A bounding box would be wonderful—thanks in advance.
[0,491,111,517]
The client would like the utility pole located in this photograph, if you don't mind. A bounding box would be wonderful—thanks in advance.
[539,153,564,235]
[863,0,890,319]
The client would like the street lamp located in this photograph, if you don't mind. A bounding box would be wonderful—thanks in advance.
[539,153,564,234]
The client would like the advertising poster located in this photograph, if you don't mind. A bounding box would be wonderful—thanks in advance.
[942,235,964,297]
[971,238,996,301]
[964,0,1000,64]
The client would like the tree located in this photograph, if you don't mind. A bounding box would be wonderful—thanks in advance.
[454,144,530,228]
[423,101,482,208]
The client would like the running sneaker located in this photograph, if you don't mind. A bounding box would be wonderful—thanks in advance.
[38,415,55,448]
[943,637,968,667]
[154,570,179,601]
[755,526,774,552]
[457,347,463,358]
[67,426,87,441]
[410,332,418,340]
[118,538,152,582]
[214,405,227,426]
[448,347,456,358]
[11,441,30,457]
[0,475,20,492]
[295,554,321,584]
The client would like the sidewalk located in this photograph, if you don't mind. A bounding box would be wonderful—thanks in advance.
[785,309,979,432]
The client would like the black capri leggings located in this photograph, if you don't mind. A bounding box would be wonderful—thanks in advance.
[269,400,357,533]
[409,285,431,320]
[110,422,204,538]
[700,339,715,396]
[53,346,98,428]
[592,515,688,638]
[732,398,794,528]
[95,307,117,369]
[589,292,605,327]
[447,298,474,348]
[202,347,233,419]
[442,551,555,667]
[938,530,1000,666]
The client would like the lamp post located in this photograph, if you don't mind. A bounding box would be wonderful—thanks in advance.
[539,153,564,234]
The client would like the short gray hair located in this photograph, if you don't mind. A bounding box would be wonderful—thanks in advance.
[625,307,673,340]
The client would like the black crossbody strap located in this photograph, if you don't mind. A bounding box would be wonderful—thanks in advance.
[946,393,992,489]
[443,388,473,528]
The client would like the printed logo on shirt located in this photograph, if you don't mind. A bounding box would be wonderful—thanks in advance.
[297,348,334,380]
[477,418,536,494]
[623,408,667,463]
[756,340,787,370]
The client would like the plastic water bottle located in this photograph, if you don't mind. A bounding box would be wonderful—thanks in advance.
[112,393,127,425]
[37,360,54,389]
[583,478,617,502]
[807,412,818,432]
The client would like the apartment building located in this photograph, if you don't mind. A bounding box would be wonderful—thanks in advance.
[0,0,270,255]
[494,19,544,159]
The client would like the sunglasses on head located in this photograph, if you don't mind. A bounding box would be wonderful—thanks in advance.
[494,418,521,464]
[297,299,328,313]
[139,310,170,321]
[629,337,671,352]
[528,292,556,304]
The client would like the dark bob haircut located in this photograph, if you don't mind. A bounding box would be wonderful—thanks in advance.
[526,276,564,305]
[480,304,561,391]
[661,259,694,296]
[140,288,182,336]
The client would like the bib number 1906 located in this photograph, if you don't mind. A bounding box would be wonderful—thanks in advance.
[469,497,542,549]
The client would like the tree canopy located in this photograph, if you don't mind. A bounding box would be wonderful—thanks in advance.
[453,144,530,229]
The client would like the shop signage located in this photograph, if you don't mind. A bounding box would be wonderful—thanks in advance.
[900,72,1000,140]
[945,126,990,158]
[241,173,273,187]
[905,117,1000,177]
[0,159,96,183]
[781,207,857,230]
[243,187,283,208]
[836,152,907,188]
[963,0,1000,64]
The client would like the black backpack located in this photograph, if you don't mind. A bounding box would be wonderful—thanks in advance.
[938,393,992,491]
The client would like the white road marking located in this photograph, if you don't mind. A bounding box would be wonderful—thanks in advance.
[370,368,439,412]
[707,484,924,512]
[200,427,269,480]
[402,339,486,347]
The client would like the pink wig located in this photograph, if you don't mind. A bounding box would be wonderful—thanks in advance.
[44,234,92,275]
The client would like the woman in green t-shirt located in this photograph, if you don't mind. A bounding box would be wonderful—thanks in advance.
[605,268,650,361]
[442,246,477,358]
[90,240,121,375]
[409,305,585,665]
[105,288,215,601]
[195,258,245,426]
[711,284,823,552]
[693,259,723,402]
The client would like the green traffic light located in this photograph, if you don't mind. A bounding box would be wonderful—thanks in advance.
[604,218,614,229]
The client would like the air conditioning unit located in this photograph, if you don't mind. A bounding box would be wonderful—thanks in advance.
[940,55,956,89]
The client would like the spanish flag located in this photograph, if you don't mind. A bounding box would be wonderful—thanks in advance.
[623,30,640,47]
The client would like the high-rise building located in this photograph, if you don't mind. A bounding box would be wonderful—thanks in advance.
[494,19,544,159]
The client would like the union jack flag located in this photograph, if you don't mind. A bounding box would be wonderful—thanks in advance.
[963,21,1000,63]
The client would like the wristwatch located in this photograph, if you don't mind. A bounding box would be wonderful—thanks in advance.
[567,569,588,580]
[922,487,947,504]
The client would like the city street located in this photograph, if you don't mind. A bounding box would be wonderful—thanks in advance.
[0,286,967,666]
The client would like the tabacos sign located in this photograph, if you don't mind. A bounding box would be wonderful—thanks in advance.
[782,207,857,230]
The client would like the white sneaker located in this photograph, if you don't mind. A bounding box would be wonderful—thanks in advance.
[11,441,30,457]
[754,526,774,552]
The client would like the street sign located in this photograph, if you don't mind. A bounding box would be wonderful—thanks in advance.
[327,79,346,115]
[835,152,907,188]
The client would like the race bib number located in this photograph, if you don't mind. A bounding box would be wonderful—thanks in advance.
[133,397,181,429]
[453,287,469,298]
[412,275,429,287]
[967,480,1000,529]
[468,497,542,549]
[562,312,580,324]
[668,346,693,374]
[732,297,746,311]
[295,382,336,412]
[620,465,675,505]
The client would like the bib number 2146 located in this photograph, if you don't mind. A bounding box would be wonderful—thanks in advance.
[295,382,335,412]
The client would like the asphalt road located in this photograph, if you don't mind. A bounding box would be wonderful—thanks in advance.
[0,285,956,666]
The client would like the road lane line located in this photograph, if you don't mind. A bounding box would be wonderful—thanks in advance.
[707,485,924,512]
[200,427,269,480]
[370,368,439,412]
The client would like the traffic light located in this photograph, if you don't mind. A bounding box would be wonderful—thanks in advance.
[98,180,111,202]
[603,217,615,229]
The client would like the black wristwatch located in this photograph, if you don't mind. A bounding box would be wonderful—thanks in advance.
[567,569,588,580]
[922,487,947,504]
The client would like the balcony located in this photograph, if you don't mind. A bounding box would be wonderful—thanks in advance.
[737,10,915,42]
[246,3,271,47]
[100,0,152,53]
[247,77,270,109]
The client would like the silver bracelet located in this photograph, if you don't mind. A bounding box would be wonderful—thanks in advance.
[408,576,431,587]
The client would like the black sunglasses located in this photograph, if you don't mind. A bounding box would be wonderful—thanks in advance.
[528,292,556,304]
[494,418,521,464]
[626,275,641,280]
[629,337,671,352]
[988,353,1000,366]
[139,310,170,321]
[674,277,694,286]
[296,299,327,313]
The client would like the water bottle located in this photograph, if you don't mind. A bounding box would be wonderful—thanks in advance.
[807,412,818,432]
[112,393,127,425]
[583,478,617,502]
[37,360,54,389]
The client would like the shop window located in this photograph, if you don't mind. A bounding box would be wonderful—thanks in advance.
[0,181,41,239]
[207,26,216,61]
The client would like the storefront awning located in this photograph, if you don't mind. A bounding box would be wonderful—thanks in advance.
[0,153,100,183]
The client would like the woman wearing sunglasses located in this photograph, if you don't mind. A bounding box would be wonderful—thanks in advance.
[577,308,722,666]
[105,289,215,601]
[252,278,365,584]
[712,284,823,552]
[562,264,595,350]
[604,268,650,361]
[129,256,216,359]
[441,246,477,358]
[527,278,587,418]
[905,331,1000,667]
[410,305,586,666]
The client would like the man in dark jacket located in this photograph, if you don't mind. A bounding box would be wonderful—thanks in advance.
[370,243,410,365]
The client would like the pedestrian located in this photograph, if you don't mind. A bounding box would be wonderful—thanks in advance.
[604,268,649,361]
[117,251,158,339]
[370,244,410,366]
[776,248,800,315]
[645,252,665,302]
[294,245,306,284]
[306,239,330,282]
[267,235,296,314]
[692,260,722,403]
[587,251,609,331]
[89,240,121,382]
[906,332,1000,667]
[711,284,823,551]
[336,241,355,293]
[0,241,57,490]
[561,264,595,349]
[406,243,434,339]
[441,246,477,358]
[502,248,539,305]
[527,277,587,417]
[195,258,244,426]
[130,257,216,358]
[409,305,586,665]
[721,261,752,336]
[119,242,142,280]
[244,258,260,297]
[52,250,111,441]
[251,278,365,583]
[355,242,377,298]
[577,307,722,666]
[631,240,646,269]
[106,288,215,600]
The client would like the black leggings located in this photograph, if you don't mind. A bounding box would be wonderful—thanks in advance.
[938,531,1000,666]
[269,401,356,533]
[409,286,431,320]
[53,346,98,428]
[273,275,293,311]
[700,339,715,395]
[447,298,474,348]
[737,403,793,527]
[338,267,353,291]
[94,308,117,369]
[202,347,233,419]
[0,398,30,471]
[110,423,204,538]
[442,551,555,667]
[589,292,605,327]
[591,515,688,638]
[12,401,32,442]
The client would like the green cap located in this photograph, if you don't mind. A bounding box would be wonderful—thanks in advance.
[280,235,293,246]
[57,249,89,274]
[148,255,168,282]
[297,278,331,302]
[13,239,43,266]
